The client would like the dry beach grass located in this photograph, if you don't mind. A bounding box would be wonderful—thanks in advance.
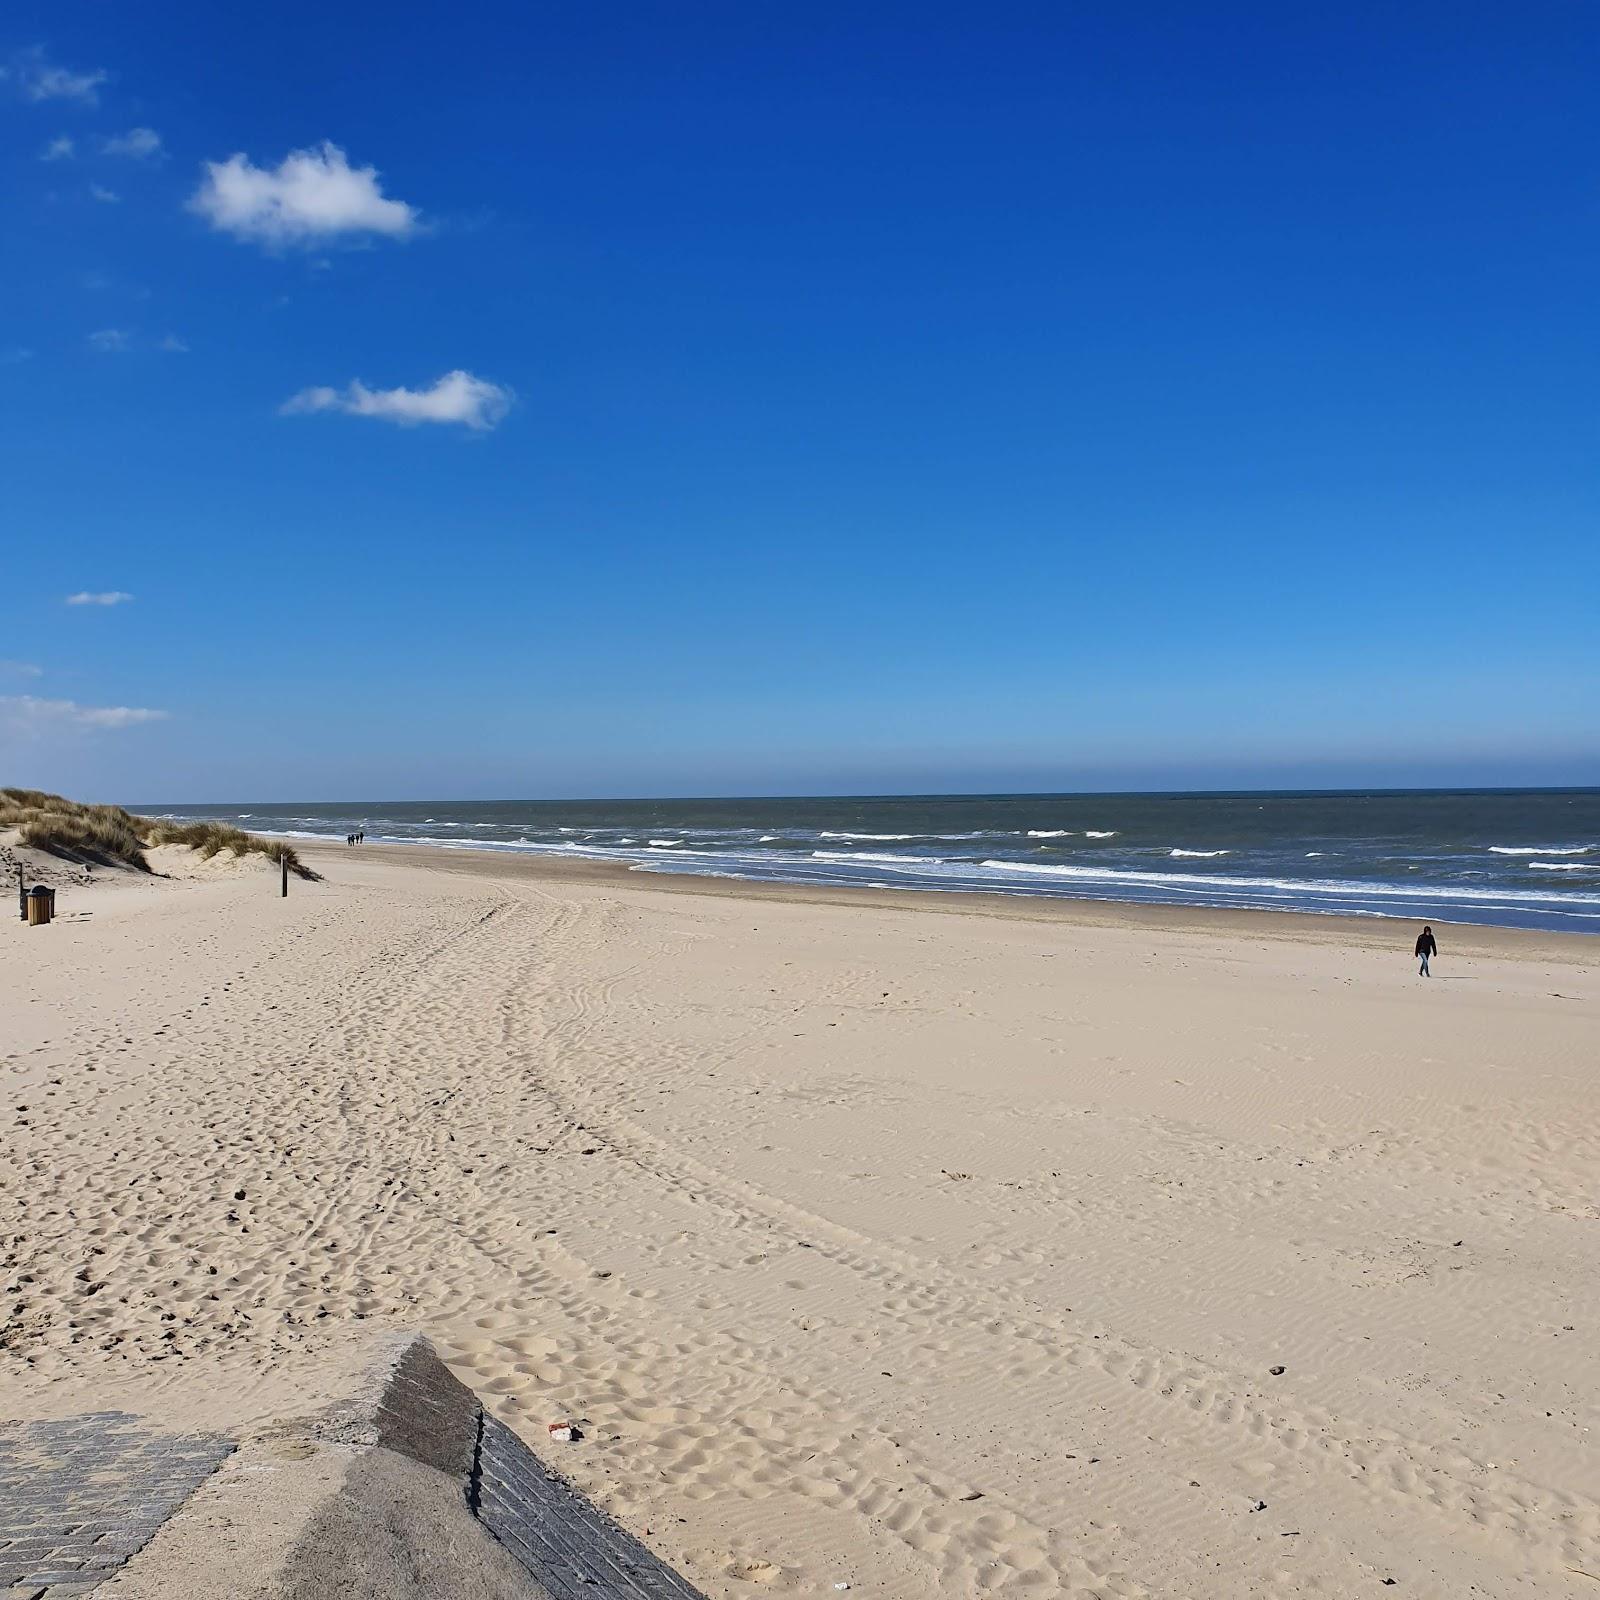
[0,787,313,878]
[2,839,1598,1596]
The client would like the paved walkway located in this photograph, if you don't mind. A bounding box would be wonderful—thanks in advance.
[0,1412,234,1599]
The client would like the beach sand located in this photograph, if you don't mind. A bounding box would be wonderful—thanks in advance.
[3,841,1597,1596]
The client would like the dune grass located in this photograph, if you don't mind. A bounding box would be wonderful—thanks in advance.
[142,818,314,877]
[1,787,318,879]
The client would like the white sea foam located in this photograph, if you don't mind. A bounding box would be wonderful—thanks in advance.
[977,858,1600,906]
[819,831,920,841]
[396,836,668,861]
[812,850,945,865]
[1170,848,1228,858]
[759,835,780,842]
[1085,830,1117,838]
[648,839,682,847]
[817,828,1001,843]
[1027,829,1075,838]
[251,828,348,842]
[1488,845,1588,856]
[1530,861,1589,871]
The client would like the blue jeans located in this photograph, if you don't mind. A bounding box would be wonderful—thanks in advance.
[1419,953,1430,976]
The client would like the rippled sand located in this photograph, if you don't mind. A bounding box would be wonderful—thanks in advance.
[4,843,1597,1597]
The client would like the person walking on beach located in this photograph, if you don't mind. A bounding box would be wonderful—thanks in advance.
[1414,925,1437,977]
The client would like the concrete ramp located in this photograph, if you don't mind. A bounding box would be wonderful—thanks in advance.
[1,1335,706,1600]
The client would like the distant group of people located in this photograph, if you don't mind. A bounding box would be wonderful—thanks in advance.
[345,829,366,846]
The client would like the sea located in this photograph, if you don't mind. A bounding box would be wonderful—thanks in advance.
[141,789,1600,934]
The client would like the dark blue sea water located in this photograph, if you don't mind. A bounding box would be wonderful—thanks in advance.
[145,790,1600,933]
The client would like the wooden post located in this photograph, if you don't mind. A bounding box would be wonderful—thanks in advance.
[16,865,23,921]
[281,851,289,898]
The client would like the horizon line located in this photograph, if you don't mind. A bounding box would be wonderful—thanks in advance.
[125,782,1600,808]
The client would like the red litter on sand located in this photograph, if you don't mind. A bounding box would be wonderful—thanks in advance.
[548,1421,581,1442]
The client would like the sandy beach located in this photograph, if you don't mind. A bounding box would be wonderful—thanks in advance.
[3,841,1598,1597]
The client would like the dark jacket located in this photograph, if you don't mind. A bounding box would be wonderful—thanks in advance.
[1414,931,1437,958]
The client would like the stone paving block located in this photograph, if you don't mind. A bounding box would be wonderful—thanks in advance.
[474,1416,707,1600]
[0,1414,232,1597]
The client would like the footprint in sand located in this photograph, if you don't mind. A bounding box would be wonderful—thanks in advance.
[725,1556,784,1583]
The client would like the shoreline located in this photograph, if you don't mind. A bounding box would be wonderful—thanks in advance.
[144,784,1600,940]
[296,837,1600,962]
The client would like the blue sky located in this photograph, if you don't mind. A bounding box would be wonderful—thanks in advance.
[3,2,1597,801]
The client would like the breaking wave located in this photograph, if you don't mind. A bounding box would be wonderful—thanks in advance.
[812,850,945,865]
[1488,845,1588,856]
[977,858,1600,907]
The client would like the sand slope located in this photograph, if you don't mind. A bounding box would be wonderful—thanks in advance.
[3,845,1597,1596]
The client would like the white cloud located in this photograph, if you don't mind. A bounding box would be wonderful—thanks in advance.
[7,49,107,105]
[90,183,120,204]
[84,329,181,355]
[0,695,167,733]
[40,134,74,161]
[1,348,33,365]
[66,590,134,606]
[0,660,43,678]
[281,370,513,431]
[189,141,418,247]
[103,127,161,159]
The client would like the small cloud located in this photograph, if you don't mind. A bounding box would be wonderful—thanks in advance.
[7,48,107,105]
[76,702,166,728]
[281,369,513,431]
[0,660,44,678]
[0,348,33,365]
[86,328,176,354]
[89,183,120,204]
[66,590,134,606]
[79,271,150,300]
[189,141,419,248]
[102,126,161,159]
[40,134,74,161]
[0,694,166,733]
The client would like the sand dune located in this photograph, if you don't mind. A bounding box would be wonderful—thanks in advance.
[3,843,1597,1596]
